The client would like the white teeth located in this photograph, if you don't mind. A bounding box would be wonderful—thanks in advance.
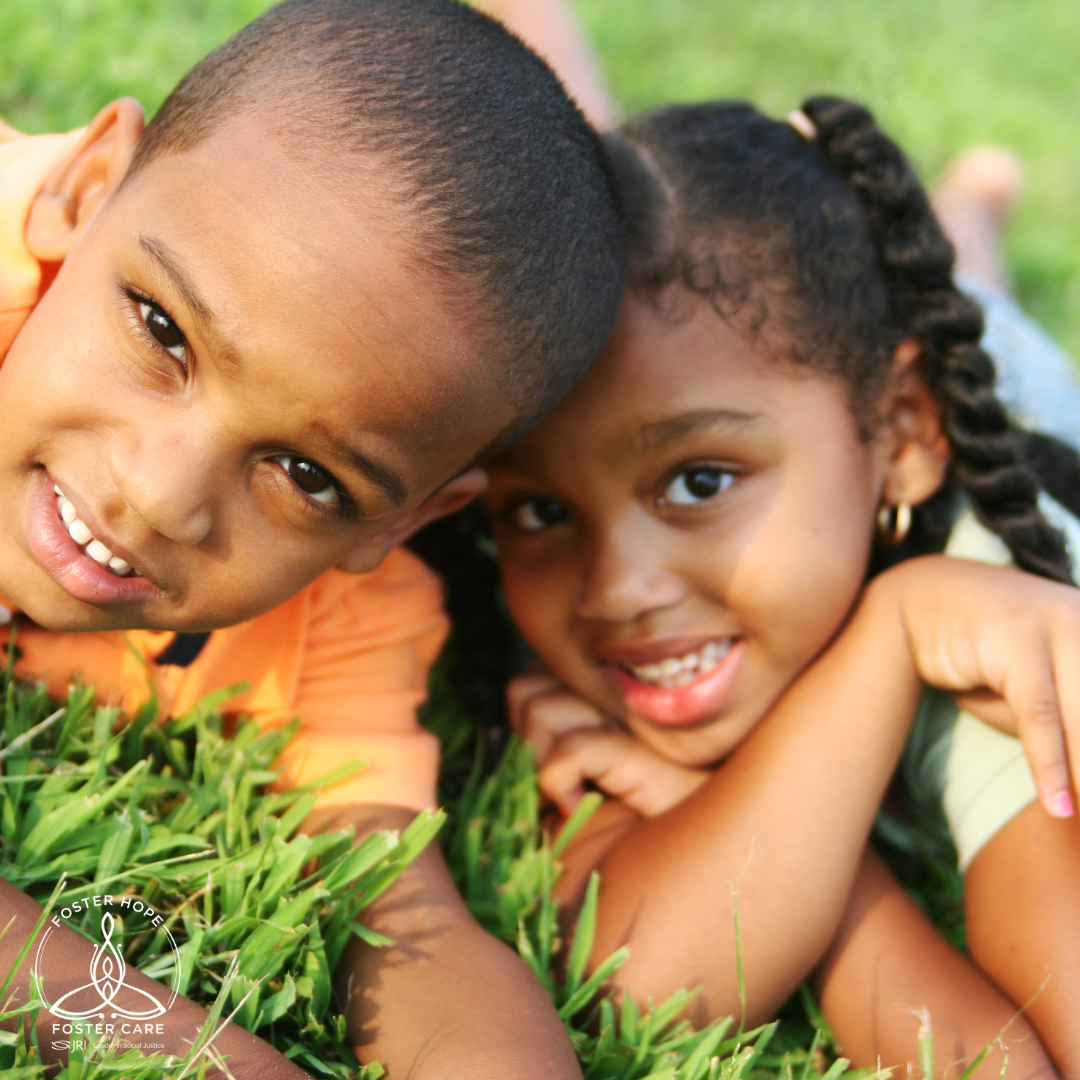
[68,519,93,545]
[628,639,735,689]
[86,540,113,566]
[54,489,134,577]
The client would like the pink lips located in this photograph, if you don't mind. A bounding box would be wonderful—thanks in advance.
[25,471,161,606]
[610,639,745,726]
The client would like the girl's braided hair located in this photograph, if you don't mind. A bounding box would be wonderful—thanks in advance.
[608,95,1076,583]
[414,94,1080,727]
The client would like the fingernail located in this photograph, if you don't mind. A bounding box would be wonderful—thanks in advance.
[1051,790,1075,818]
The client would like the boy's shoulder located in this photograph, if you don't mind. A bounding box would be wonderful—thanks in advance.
[304,545,445,624]
[9,544,447,721]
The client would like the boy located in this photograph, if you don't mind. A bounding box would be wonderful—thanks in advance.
[0,0,624,1076]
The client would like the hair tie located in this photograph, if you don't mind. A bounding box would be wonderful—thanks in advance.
[787,109,817,142]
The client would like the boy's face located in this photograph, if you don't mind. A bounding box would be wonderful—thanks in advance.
[0,116,509,632]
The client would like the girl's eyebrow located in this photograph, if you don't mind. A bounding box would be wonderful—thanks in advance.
[637,409,763,451]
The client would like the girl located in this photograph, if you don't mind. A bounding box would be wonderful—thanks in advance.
[482,98,1080,1077]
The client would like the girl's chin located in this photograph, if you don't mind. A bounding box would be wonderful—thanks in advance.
[610,639,746,727]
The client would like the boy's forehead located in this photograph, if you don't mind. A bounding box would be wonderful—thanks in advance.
[98,116,512,499]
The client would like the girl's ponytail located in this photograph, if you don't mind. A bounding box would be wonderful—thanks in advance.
[802,96,1074,585]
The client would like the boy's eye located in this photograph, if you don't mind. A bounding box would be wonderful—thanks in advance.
[273,456,341,506]
[139,302,188,364]
[510,497,571,533]
[663,467,735,506]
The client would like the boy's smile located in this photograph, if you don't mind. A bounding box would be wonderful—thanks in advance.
[486,292,891,768]
[0,115,510,631]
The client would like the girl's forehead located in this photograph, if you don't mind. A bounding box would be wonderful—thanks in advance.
[552,296,800,433]
[497,294,854,477]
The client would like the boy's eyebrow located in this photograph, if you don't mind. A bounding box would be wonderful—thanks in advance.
[337,444,409,508]
[637,409,763,450]
[140,235,408,509]
[139,235,217,336]
[305,423,408,508]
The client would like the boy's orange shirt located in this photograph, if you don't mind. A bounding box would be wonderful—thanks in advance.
[0,123,446,812]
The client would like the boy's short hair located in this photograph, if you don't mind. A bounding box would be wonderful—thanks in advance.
[128,0,625,444]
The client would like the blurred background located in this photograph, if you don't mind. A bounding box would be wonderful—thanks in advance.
[3,0,1079,354]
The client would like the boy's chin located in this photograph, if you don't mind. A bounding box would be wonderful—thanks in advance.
[1,576,200,635]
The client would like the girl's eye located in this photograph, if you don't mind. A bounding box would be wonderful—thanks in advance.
[663,466,735,506]
[273,456,341,506]
[510,497,571,533]
[139,301,188,365]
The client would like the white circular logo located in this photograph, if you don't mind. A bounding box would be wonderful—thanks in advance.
[35,893,181,1051]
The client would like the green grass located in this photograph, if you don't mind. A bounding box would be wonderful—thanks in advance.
[0,667,444,1078]
[0,660,873,1080]
[575,0,1080,357]
[2,0,1079,353]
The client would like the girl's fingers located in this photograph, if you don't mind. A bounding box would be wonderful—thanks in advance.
[506,671,563,734]
[1050,617,1080,815]
[1004,636,1071,817]
[539,729,709,818]
[509,682,606,764]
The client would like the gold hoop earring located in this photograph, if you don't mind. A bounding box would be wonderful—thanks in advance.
[876,500,912,547]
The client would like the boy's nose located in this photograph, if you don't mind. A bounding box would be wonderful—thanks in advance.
[103,427,217,545]
[575,523,686,623]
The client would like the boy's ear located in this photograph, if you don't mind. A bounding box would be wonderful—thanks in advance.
[336,467,489,574]
[878,338,951,507]
[25,98,145,263]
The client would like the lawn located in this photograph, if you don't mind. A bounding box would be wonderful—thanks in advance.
[2,0,1080,353]
[0,1,1075,1073]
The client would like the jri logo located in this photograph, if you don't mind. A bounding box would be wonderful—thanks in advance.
[34,893,182,1051]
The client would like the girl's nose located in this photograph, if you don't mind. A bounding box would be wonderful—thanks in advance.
[103,425,218,546]
[575,523,687,623]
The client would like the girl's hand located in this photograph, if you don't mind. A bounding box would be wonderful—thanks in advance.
[507,671,608,764]
[539,728,711,817]
[507,672,710,816]
[881,555,1080,818]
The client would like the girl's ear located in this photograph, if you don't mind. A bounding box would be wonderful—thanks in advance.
[878,338,952,506]
[25,98,145,263]
[336,468,490,574]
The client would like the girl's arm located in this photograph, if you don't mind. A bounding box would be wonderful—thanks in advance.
[469,0,616,129]
[545,556,1080,1026]
[306,803,582,1080]
[0,878,308,1078]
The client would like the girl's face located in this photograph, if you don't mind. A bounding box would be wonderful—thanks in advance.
[487,293,893,768]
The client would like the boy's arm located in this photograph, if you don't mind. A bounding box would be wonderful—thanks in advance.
[549,556,1080,1027]
[0,878,308,1078]
[304,804,582,1080]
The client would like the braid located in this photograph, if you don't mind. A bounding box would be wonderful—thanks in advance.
[803,97,1074,585]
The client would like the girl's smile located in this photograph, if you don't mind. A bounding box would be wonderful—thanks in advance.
[606,637,744,726]
[487,290,895,768]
